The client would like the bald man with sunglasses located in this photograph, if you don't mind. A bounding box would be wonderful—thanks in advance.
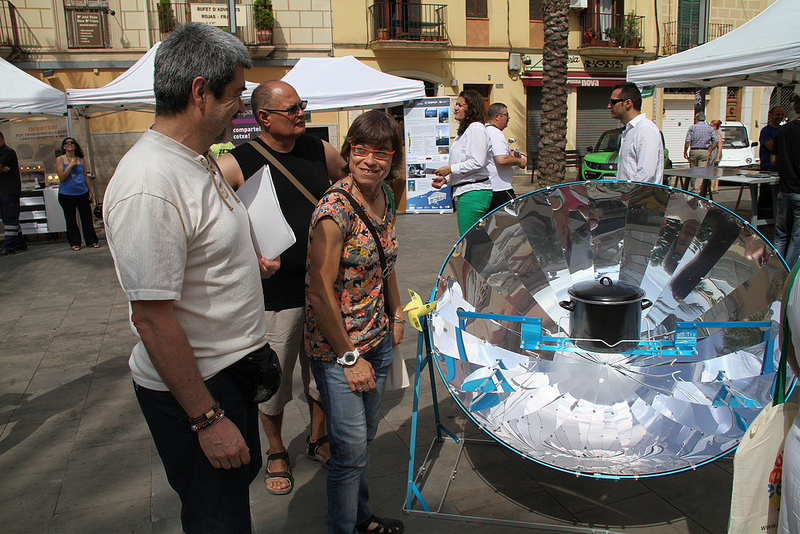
[218,80,345,496]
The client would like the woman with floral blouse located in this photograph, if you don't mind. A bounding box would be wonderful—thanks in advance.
[305,110,405,534]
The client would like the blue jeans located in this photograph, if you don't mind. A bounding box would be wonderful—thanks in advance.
[311,335,393,534]
[775,191,800,268]
[134,369,262,534]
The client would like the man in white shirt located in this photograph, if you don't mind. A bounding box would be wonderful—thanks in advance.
[609,82,664,183]
[485,102,527,211]
[104,23,279,533]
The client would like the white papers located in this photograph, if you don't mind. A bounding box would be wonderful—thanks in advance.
[235,164,295,260]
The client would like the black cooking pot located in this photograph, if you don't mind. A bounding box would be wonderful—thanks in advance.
[559,276,652,353]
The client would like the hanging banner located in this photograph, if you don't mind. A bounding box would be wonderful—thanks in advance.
[403,97,453,213]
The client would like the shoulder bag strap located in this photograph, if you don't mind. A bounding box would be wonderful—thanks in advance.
[330,188,390,282]
[775,258,800,406]
[247,139,318,206]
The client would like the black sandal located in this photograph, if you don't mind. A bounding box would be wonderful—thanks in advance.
[264,451,293,495]
[306,434,330,469]
[355,515,405,534]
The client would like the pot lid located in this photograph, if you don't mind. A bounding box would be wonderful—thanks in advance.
[568,276,645,303]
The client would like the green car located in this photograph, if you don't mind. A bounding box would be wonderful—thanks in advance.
[580,127,672,181]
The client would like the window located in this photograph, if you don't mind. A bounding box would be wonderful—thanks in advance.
[530,0,542,21]
[64,1,111,49]
[466,0,487,19]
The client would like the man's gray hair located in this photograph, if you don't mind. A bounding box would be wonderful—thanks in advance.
[695,111,706,122]
[154,23,253,116]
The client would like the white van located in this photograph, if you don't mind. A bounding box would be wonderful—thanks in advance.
[718,122,758,167]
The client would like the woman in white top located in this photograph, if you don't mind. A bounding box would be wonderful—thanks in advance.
[780,259,800,534]
[433,90,493,236]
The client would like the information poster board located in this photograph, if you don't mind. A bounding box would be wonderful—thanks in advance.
[403,98,453,213]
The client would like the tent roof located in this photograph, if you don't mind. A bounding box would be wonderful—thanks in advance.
[0,57,66,117]
[627,0,800,88]
[281,56,426,111]
[66,42,258,112]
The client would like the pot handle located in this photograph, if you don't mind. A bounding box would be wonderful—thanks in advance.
[559,300,575,312]
[600,276,613,286]
[641,298,653,310]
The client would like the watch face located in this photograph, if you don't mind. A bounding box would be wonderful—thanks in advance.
[344,352,357,365]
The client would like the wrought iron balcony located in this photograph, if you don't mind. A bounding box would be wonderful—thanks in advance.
[369,2,447,43]
[661,21,731,56]
[579,12,644,49]
[0,1,22,58]
[149,2,274,47]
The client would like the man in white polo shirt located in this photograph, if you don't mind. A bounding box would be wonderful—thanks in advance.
[103,23,279,534]
[485,102,527,212]
[609,82,664,183]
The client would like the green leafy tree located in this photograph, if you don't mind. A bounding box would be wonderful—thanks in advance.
[158,0,176,33]
[253,0,274,30]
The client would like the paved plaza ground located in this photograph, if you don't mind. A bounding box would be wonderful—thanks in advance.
[0,174,775,533]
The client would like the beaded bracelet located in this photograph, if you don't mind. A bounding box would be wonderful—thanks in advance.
[189,402,221,425]
[190,409,225,432]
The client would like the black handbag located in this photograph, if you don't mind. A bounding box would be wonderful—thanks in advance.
[224,343,282,404]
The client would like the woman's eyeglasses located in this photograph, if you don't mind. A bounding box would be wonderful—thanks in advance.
[63,141,76,145]
[263,100,308,115]
[351,145,395,161]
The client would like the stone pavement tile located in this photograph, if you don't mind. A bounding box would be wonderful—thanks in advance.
[84,356,138,407]
[641,462,733,533]
[151,516,183,534]
[57,438,152,513]
[74,398,148,450]
[0,470,61,534]
[573,491,707,533]
[0,332,57,355]
[49,498,151,533]
[0,417,79,477]
[6,311,60,336]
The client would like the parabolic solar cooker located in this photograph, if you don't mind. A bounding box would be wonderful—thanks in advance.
[428,181,793,478]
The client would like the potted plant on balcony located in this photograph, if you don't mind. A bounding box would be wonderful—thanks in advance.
[621,11,641,48]
[604,25,622,46]
[157,0,176,39]
[254,0,274,45]
[583,27,598,46]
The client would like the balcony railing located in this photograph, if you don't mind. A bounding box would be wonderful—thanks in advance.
[149,2,273,46]
[0,1,20,53]
[580,12,644,48]
[369,2,447,42]
[662,21,731,56]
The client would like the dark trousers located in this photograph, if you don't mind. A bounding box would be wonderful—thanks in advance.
[58,192,97,247]
[1,193,26,252]
[488,189,516,212]
[134,370,262,534]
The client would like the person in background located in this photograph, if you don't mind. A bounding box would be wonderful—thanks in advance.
[103,23,278,533]
[485,102,527,212]
[608,82,664,183]
[708,119,723,192]
[0,131,26,255]
[760,106,785,171]
[55,137,98,250]
[772,94,800,268]
[306,110,405,534]
[432,90,493,235]
[218,80,345,496]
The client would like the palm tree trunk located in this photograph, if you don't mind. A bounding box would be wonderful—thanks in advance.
[536,0,570,187]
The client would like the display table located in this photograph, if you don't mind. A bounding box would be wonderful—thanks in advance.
[663,167,778,226]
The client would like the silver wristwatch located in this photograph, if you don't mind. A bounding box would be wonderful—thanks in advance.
[336,348,359,367]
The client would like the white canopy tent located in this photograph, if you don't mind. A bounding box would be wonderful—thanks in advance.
[281,56,426,111]
[66,42,258,114]
[0,57,66,117]
[627,0,800,88]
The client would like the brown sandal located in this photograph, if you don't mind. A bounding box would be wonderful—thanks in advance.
[264,451,293,495]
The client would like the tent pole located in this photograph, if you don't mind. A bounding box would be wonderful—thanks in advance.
[66,107,73,138]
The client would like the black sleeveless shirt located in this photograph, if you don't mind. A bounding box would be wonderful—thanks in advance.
[230,134,332,310]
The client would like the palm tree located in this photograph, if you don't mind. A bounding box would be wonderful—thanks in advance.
[536,0,569,187]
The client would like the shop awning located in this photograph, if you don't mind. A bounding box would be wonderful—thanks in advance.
[521,73,627,88]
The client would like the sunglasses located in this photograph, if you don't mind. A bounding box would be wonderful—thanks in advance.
[351,145,395,161]
[263,100,308,115]
[609,98,629,106]
[63,140,76,145]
